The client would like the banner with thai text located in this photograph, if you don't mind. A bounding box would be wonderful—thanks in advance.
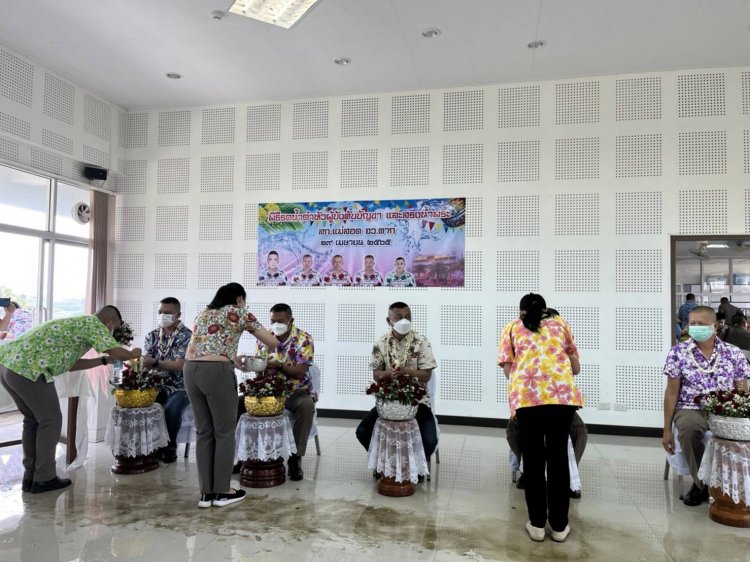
[257,198,465,287]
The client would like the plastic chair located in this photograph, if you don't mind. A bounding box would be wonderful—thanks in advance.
[176,404,195,458]
[427,373,440,479]
[283,363,321,456]
[663,423,712,486]
[509,437,581,491]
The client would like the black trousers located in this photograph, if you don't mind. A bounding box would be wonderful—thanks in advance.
[355,404,438,461]
[515,405,577,531]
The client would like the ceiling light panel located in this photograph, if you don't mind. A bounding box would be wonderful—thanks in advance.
[229,0,320,29]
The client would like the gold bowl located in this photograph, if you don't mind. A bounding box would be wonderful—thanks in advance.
[244,395,286,417]
[114,387,158,408]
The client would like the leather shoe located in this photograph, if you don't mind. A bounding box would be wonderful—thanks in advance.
[22,478,32,493]
[570,489,582,499]
[161,449,178,463]
[30,477,72,494]
[516,473,526,489]
[683,483,709,506]
[288,454,303,481]
[232,461,243,474]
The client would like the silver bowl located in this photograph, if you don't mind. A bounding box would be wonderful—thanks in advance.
[244,356,267,372]
[376,398,418,421]
[708,414,750,441]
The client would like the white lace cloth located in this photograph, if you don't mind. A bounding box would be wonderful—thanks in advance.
[104,404,168,458]
[235,414,296,462]
[698,437,750,505]
[368,418,429,484]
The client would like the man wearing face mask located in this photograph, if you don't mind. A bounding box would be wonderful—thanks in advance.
[142,297,192,463]
[355,302,438,468]
[250,303,315,481]
[662,305,750,506]
[0,306,140,493]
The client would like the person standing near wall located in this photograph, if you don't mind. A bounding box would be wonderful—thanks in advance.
[498,293,583,543]
[184,282,278,509]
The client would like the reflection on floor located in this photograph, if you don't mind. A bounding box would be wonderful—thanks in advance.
[0,419,749,561]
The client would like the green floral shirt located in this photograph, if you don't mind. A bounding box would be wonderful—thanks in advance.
[0,316,119,382]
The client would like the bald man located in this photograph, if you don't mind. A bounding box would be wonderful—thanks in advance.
[0,306,141,494]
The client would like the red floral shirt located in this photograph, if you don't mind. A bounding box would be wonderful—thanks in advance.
[321,270,352,287]
[187,305,261,361]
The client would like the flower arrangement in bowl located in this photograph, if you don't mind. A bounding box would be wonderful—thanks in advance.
[239,374,294,416]
[366,374,427,421]
[113,321,134,346]
[695,389,750,441]
[111,358,163,408]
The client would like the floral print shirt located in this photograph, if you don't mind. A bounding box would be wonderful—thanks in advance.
[143,322,192,393]
[322,270,352,287]
[498,317,583,416]
[291,269,321,286]
[369,330,437,406]
[187,306,261,361]
[257,324,315,396]
[0,315,119,382]
[258,268,288,286]
[663,338,750,410]
[385,270,416,287]
[354,270,384,287]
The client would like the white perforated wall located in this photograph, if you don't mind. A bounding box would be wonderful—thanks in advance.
[107,65,750,429]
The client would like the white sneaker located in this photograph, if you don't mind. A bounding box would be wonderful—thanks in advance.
[551,525,570,542]
[197,493,216,508]
[212,489,246,507]
[525,521,545,542]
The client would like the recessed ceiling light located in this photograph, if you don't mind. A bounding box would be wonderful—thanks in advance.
[527,40,546,49]
[228,0,320,29]
[422,28,441,38]
[166,72,182,79]
[334,57,351,66]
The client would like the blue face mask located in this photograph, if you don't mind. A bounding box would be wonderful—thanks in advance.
[688,325,714,342]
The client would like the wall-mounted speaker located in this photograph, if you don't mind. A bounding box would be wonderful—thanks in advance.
[83,166,108,181]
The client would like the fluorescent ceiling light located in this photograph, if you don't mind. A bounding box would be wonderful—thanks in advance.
[707,243,729,248]
[229,0,320,29]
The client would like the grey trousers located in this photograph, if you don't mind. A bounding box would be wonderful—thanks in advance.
[0,364,62,482]
[284,390,315,457]
[673,408,709,485]
[184,361,237,494]
[507,411,588,465]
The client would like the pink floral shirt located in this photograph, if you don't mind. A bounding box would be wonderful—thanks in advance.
[353,270,384,287]
[498,317,583,416]
[186,306,261,361]
[322,270,352,287]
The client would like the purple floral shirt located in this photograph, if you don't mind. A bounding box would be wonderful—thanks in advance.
[663,338,750,410]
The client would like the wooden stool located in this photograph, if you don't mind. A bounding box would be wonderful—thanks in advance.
[111,453,159,475]
[240,457,286,487]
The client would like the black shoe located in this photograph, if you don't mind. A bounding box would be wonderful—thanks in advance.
[683,483,709,506]
[213,489,246,507]
[516,473,526,489]
[288,454,303,481]
[161,449,178,463]
[232,461,243,474]
[22,478,32,493]
[30,477,72,494]
[570,489,582,499]
[373,471,381,480]
[418,475,425,483]
[198,493,217,508]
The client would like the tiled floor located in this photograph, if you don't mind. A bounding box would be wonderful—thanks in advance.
[0,419,749,561]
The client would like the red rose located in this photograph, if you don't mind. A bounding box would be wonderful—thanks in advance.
[207,324,220,334]
[227,312,239,322]
[324,276,330,282]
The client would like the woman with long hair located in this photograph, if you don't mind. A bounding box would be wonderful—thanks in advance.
[184,282,278,508]
[498,293,583,542]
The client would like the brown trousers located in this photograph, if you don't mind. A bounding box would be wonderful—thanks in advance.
[673,408,709,485]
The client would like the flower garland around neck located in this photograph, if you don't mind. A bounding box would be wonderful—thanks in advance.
[387,330,417,368]
[689,341,720,374]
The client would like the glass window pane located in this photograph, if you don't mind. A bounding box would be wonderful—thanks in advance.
[0,166,49,231]
[55,182,91,238]
[51,244,89,319]
[0,232,40,338]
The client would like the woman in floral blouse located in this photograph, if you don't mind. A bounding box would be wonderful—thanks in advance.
[185,282,277,509]
[498,293,583,543]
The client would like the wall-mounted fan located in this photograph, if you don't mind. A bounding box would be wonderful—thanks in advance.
[72,202,91,225]
[688,241,710,259]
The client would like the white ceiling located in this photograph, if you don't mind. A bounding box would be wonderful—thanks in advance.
[2,0,750,109]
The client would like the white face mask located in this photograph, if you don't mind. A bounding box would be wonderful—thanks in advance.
[270,322,289,336]
[159,313,175,328]
[392,319,412,335]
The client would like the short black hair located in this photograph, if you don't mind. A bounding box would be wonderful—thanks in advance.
[333,254,343,260]
[717,311,727,321]
[268,250,279,258]
[364,254,374,260]
[731,313,747,326]
[160,297,181,311]
[270,303,292,316]
[686,293,695,300]
[395,256,405,262]
[389,301,409,311]
[302,254,312,259]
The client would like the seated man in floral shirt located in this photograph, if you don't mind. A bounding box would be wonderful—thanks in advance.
[291,254,321,286]
[355,302,438,469]
[142,297,192,463]
[385,257,417,287]
[354,255,384,287]
[662,305,750,506]
[258,250,288,286]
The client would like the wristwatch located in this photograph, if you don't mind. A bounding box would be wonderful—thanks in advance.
[101,356,108,366]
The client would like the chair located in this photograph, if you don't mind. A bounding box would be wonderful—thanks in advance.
[283,363,321,456]
[176,405,195,459]
[663,423,712,487]
[427,373,440,479]
[509,437,581,491]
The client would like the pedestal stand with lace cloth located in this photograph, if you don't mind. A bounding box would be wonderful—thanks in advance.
[105,404,167,474]
[698,435,750,527]
[234,413,296,487]
[368,417,429,497]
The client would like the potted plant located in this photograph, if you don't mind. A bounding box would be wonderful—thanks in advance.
[365,374,427,421]
[111,358,163,408]
[695,389,750,441]
[239,373,294,417]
